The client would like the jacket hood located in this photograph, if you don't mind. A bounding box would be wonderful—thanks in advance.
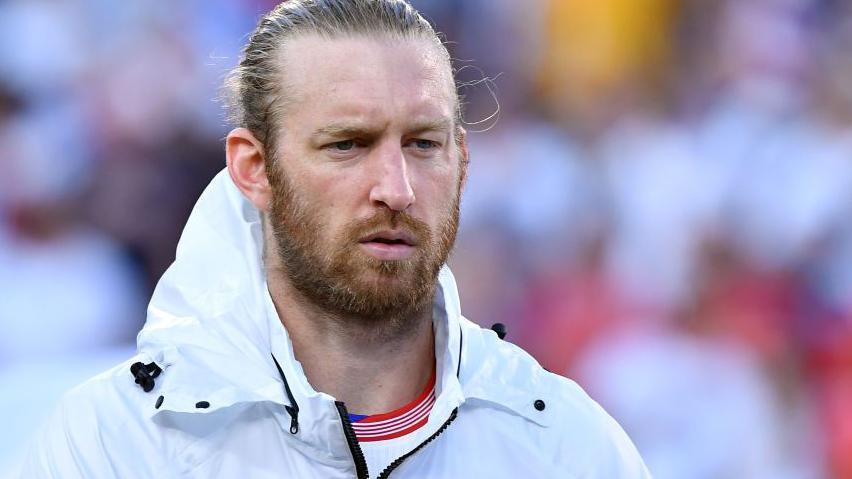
[134,169,548,454]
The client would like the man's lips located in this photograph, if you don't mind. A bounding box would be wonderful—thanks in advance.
[358,230,418,260]
[358,230,418,247]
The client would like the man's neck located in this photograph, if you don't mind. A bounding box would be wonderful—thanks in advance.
[267,270,436,415]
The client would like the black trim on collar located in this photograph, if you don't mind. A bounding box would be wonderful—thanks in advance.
[456,324,463,378]
[271,353,300,434]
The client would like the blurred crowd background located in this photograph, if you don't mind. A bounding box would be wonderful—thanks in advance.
[1,0,851,477]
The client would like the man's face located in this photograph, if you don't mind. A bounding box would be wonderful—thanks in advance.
[266,34,465,322]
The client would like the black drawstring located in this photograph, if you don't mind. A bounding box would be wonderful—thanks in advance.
[271,353,300,434]
[456,324,464,378]
[130,362,162,392]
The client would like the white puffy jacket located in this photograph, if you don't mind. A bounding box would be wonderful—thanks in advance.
[21,170,651,478]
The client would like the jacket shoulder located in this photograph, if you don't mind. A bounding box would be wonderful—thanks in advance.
[20,358,169,479]
[458,317,651,477]
[459,316,594,412]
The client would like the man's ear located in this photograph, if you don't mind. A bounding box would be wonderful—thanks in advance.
[226,127,272,212]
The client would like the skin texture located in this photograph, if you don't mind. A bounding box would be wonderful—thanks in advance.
[226,34,468,414]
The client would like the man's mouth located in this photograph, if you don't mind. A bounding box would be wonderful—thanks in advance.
[358,230,418,260]
[359,230,417,246]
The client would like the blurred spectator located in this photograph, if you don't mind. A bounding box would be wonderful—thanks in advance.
[575,322,822,479]
[0,86,143,361]
[535,0,679,133]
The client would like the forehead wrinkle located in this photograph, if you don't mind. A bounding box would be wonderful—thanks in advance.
[275,34,457,135]
[285,34,450,91]
[407,117,453,134]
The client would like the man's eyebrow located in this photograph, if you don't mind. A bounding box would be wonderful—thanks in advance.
[312,123,383,138]
[407,118,454,134]
[311,118,454,138]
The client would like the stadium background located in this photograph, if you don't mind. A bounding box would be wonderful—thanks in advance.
[1,0,851,477]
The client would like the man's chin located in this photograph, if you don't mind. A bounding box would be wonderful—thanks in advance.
[352,264,418,288]
[343,268,434,310]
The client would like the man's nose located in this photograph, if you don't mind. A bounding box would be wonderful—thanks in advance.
[368,143,415,212]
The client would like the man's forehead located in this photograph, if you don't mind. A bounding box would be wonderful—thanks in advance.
[277,34,456,119]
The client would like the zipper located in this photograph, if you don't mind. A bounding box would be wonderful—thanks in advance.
[297,325,464,478]
[335,401,370,479]
[271,354,300,434]
[335,403,459,479]
[377,327,462,478]
[376,407,459,479]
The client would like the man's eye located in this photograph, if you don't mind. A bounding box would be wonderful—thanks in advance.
[413,139,437,150]
[331,140,356,151]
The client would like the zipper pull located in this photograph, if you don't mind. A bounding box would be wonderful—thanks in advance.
[273,353,301,435]
[285,405,299,434]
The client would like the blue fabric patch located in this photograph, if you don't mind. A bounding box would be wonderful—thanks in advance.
[348,413,368,423]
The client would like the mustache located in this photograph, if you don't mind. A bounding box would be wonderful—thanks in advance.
[345,209,431,244]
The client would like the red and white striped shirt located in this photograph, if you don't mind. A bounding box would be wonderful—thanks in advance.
[349,372,436,442]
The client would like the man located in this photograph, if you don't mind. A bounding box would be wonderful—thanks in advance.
[22,1,650,477]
